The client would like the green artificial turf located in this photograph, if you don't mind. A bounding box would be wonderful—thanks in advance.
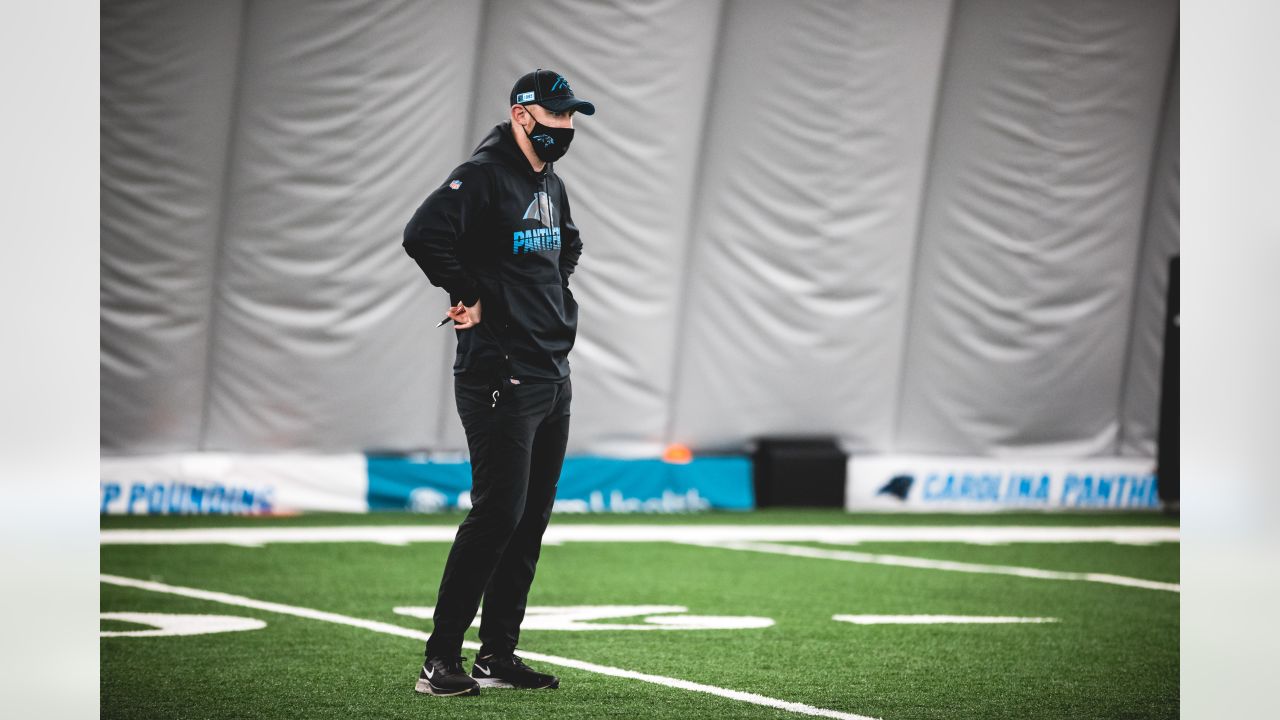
[101,511,1178,719]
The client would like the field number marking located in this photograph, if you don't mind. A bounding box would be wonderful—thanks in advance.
[100,612,266,637]
[393,605,775,631]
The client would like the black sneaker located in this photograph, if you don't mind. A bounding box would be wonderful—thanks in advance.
[471,652,560,689]
[415,655,481,697]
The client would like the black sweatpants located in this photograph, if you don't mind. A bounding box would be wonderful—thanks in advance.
[424,372,571,660]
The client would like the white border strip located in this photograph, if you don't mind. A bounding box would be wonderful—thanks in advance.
[684,541,1180,593]
[99,524,1180,547]
[833,615,1058,625]
[100,574,880,720]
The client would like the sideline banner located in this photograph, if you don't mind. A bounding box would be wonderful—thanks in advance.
[847,455,1160,512]
[101,453,753,515]
[100,454,368,515]
[367,455,754,513]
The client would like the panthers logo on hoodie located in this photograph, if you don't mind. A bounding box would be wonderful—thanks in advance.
[513,191,562,254]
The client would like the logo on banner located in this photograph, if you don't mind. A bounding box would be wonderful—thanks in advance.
[877,475,914,500]
[408,487,449,513]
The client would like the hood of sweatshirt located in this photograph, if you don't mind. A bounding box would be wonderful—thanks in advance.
[470,121,553,178]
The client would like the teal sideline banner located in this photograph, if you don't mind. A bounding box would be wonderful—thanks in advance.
[366,455,754,513]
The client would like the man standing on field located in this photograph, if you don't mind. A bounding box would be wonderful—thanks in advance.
[402,69,594,697]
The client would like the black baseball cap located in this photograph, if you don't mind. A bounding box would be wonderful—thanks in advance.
[509,69,596,115]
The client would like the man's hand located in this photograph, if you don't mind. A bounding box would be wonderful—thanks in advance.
[447,299,482,329]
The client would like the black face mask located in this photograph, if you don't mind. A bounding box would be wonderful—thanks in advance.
[520,110,574,162]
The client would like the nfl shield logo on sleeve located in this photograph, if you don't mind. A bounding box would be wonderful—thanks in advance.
[449,179,462,190]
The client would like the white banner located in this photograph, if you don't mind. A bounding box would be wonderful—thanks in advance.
[847,455,1160,512]
[100,454,367,515]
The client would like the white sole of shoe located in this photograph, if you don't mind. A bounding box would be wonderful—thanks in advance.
[414,678,480,696]
[474,677,558,690]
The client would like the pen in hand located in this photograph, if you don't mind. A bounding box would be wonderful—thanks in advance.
[438,299,484,329]
[436,302,461,328]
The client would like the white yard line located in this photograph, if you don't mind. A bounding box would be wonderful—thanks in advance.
[682,541,1180,593]
[100,574,881,720]
[99,524,1179,547]
[832,615,1058,625]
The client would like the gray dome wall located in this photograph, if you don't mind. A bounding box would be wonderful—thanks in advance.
[101,0,1179,458]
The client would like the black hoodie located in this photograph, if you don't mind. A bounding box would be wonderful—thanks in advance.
[403,121,582,382]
